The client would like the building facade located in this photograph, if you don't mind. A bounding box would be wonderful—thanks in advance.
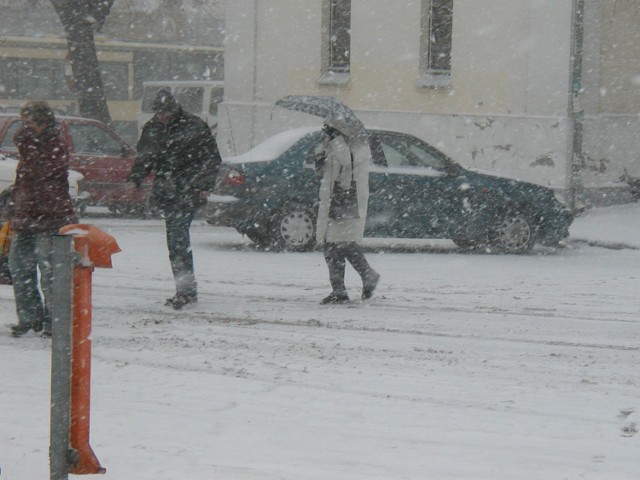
[219,0,640,206]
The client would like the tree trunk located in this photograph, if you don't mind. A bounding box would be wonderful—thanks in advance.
[50,0,112,126]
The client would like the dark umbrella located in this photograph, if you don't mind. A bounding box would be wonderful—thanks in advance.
[274,95,366,138]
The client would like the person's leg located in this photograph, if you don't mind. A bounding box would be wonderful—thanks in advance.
[321,242,349,304]
[164,208,197,307]
[342,242,380,300]
[35,234,55,333]
[8,232,46,334]
[0,254,11,284]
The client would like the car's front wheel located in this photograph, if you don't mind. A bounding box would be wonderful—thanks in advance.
[269,202,316,252]
[487,207,538,254]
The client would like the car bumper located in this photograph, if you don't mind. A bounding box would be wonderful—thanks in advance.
[205,195,271,234]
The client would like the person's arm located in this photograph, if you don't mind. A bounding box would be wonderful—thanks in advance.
[1,187,14,223]
[192,124,222,192]
[127,122,160,187]
[39,135,71,185]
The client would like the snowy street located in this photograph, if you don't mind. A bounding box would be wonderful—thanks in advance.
[1,204,639,479]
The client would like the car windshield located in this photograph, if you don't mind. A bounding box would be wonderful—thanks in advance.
[68,123,124,156]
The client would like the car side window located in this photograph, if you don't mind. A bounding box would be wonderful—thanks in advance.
[68,124,123,156]
[1,121,21,152]
[378,133,446,171]
[304,142,324,166]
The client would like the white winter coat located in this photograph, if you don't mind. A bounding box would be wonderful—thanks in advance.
[316,132,370,244]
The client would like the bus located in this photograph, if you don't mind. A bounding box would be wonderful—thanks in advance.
[0,35,224,144]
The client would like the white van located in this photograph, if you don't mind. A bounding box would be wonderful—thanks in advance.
[138,80,224,134]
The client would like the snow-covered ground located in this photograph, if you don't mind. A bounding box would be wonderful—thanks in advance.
[1,203,639,480]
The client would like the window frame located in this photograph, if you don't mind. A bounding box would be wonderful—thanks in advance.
[417,0,453,89]
[318,0,351,85]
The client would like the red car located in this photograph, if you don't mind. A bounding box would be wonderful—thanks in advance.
[0,113,150,214]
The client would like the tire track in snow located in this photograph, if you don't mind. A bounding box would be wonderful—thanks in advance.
[92,297,640,354]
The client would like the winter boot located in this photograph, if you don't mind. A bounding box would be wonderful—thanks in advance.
[321,291,350,304]
[166,293,198,310]
[324,242,347,291]
[362,271,381,300]
[10,324,33,337]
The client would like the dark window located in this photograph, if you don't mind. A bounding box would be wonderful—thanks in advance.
[421,0,453,74]
[0,57,71,100]
[328,0,351,73]
[99,62,129,101]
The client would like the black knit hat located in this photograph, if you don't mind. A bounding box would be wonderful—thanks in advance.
[152,89,179,113]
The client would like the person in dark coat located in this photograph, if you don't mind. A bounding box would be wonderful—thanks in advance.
[127,89,221,309]
[3,101,78,336]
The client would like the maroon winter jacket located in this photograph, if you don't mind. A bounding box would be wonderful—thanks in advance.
[4,125,78,233]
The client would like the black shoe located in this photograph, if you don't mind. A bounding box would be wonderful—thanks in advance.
[10,324,33,337]
[166,293,198,310]
[362,272,380,300]
[41,331,52,338]
[165,294,196,306]
[321,291,349,305]
[164,295,179,307]
[32,320,44,333]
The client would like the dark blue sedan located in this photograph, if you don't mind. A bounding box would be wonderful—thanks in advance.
[206,128,573,253]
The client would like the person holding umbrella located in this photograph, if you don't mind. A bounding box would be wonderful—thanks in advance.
[316,120,380,303]
[275,96,380,303]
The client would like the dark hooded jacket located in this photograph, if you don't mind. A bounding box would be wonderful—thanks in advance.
[3,125,78,233]
[128,107,221,210]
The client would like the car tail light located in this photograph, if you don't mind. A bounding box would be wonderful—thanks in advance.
[223,168,245,186]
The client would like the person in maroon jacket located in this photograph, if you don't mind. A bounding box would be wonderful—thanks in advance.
[3,101,78,337]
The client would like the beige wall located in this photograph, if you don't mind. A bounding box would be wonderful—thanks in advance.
[234,0,573,116]
[254,1,322,101]
[221,0,640,196]
[598,1,640,113]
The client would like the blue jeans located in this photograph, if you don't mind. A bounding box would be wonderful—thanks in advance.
[8,232,55,331]
[164,207,197,297]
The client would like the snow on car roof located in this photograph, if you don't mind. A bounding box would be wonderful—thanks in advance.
[225,127,319,164]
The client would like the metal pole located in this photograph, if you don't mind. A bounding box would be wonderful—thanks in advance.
[567,0,586,211]
[50,235,74,480]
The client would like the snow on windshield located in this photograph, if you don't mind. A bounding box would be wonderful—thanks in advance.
[225,127,319,164]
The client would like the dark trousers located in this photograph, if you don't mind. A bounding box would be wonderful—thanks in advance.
[323,242,375,293]
[164,207,197,297]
